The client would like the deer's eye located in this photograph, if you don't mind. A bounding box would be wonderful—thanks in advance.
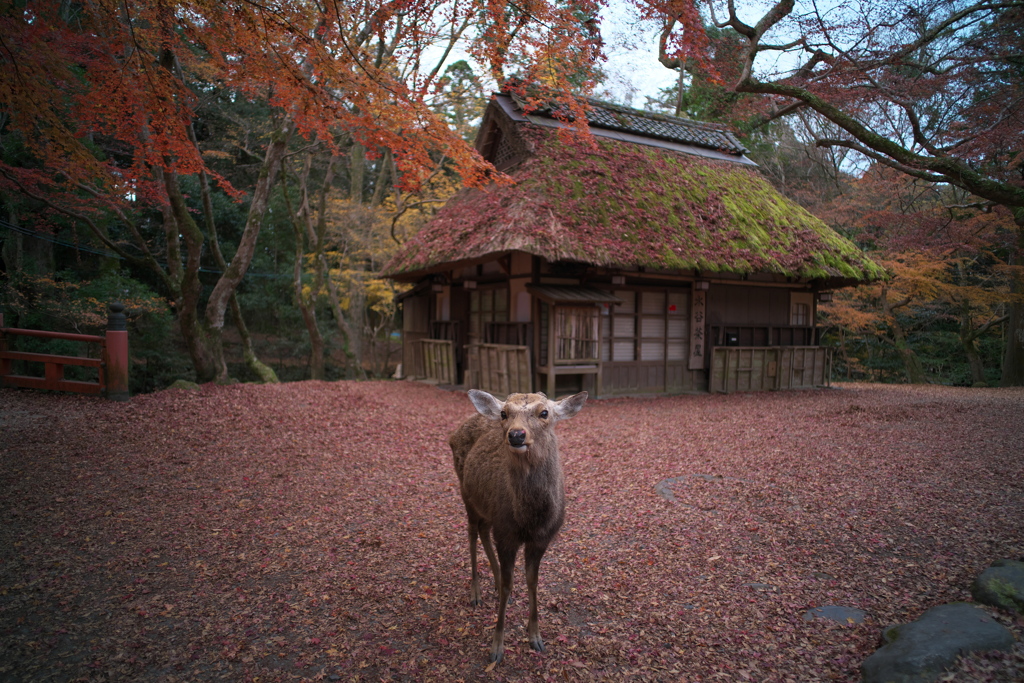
[539,410,548,419]
[500,411,507,420]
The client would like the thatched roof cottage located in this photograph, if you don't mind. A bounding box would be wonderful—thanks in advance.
[384,91,882,395]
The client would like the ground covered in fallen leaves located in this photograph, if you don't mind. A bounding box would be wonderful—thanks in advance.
[1,381,1022,682]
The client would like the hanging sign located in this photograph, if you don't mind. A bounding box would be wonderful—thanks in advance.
[688,288,706,370]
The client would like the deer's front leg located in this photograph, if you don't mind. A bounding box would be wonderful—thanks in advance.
[524,542,548,653]
[490,543,517,663]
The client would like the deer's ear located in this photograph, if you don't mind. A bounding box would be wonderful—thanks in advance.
[468,389,504,420]
[553,391,587,421]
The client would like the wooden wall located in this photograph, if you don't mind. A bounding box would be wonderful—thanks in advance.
[709,346,831,393]
[598,288,706,395]
[466,343,531,396]
[401,292,430,378]
[399,260,825,396]
[709,284,792,327]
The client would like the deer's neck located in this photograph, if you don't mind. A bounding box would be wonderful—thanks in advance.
[506,448,564,530]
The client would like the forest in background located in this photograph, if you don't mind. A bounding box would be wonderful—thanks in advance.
[2,1,1022,393]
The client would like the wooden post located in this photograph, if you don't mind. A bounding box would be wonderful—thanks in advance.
[105,302,130,401]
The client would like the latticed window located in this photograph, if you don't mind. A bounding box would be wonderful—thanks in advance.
[792,303,809,326]
[470,288,508,344]
[601,290,636,362]
[790,292,813,327]
[493,131,519,168]
[602,290,689,363]
[554,306,600,362]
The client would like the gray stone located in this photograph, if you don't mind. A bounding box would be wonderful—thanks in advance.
[743,582,777,592]
[861,602,1014,683]
[802,605,867,625]
[167,379,200,391]
[654,473,747,502]
[970,559,1024,614]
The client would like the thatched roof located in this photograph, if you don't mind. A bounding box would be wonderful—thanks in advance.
[384,124,884,284]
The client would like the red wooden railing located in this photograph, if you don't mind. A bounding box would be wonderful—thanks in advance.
[0,302,129,401]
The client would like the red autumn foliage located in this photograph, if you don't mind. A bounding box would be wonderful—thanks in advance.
[1,382,1022,681]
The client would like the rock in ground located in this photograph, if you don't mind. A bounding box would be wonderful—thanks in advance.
[802,605,866,625]
[861,602,1013,683]
[971,559,1024,614]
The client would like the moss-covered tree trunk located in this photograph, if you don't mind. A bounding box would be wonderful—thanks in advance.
[195,150,279,384]
[161,168,223,383]
[895,343,927,384]
[959,301,1009,387]
[204,119,294,369]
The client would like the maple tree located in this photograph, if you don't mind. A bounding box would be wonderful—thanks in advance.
[280,131,462,379]
[818,166,1015,384]
[0,0,604,383]
[652,0,1024,385]
[824,252,999,384]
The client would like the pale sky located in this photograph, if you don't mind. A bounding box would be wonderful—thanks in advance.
[593,2,680,107]
[422,2,681,109]
[423,2,803,109]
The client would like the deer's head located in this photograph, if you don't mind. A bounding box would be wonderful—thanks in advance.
[469,390,587,452]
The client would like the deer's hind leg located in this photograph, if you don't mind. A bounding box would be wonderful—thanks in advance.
[467,509,498,606]
[466,509,484,606]
[477,520,499,592]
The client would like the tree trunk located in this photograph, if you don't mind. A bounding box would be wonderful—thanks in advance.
[191,120,278,384]
[2,209,55,276]
[880,285,927,384]
[230,296,279,383]
[1,207,23,274]
[837,328,852,380]
[309,155,367,380]
[163,170,224,383]
[962,339,987,387]
[350,143,365,204]
[319,261,366,379]
[958,300,990,386]
[895,342,927,384]
[1001,211,1024,386]
[290,211,325,380]
[172,115,292,384]
[347,276,366,378]
[206,117,294,332]
[283,150,337,380]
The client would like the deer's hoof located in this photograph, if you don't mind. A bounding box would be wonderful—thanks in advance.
[530,636,545,653]
[489,648,504,664]
[469,597,482,607]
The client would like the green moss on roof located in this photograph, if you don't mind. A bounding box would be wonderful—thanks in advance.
[384,127,885,282]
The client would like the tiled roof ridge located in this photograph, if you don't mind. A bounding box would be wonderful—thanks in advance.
[584,95,726,133]
[505,89,748,155]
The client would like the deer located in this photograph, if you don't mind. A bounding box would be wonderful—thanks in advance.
[449,389,588,664]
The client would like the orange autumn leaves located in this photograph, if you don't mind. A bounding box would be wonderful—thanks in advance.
[0,0,607,206]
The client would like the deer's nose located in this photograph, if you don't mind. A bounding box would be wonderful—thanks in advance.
[508,429,527,447]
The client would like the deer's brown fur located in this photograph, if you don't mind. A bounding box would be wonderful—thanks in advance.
[450,389,587,664]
